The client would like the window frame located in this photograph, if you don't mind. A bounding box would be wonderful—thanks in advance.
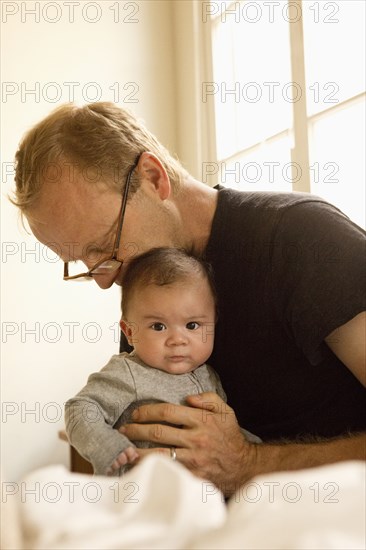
[197,0,365,207]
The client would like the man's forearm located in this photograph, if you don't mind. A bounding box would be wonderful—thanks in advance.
[246,433,366,482]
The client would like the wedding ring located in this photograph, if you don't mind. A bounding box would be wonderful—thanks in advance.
[170,447,177,461]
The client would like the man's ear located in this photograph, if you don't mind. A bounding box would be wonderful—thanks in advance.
[137,152,171,200]
[120,319,136,346]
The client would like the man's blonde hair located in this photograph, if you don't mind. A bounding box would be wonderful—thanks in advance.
[11,102,188,219]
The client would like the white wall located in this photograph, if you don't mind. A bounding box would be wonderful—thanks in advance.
[1,0,181,481]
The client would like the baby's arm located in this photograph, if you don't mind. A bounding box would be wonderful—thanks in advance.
[106,446,139,475]
[65,395,139,475]
[65,355,139,475]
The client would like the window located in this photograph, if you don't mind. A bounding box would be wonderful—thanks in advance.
[202,0,365,227]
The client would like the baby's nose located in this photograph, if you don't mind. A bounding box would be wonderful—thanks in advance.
[166,329,188,346]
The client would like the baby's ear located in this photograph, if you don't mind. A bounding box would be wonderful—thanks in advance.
[120,319,134,345]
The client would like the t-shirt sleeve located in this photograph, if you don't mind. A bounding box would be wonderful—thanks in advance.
[270,200,366,365]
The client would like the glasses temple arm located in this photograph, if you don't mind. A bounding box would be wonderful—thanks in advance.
[114,155,141,254]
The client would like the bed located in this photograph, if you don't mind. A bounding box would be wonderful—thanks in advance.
[1,455,365,549]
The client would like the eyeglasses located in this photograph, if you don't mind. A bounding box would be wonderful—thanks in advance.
[63,155,141,282]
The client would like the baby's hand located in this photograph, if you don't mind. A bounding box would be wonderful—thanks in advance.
[106,446,139,475]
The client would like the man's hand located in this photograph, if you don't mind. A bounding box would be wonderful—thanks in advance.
[119,392,257,495]
[119,392,366,497]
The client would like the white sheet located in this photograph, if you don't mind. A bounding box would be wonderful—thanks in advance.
[1,456,365,549]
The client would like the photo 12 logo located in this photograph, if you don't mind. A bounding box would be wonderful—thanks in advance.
[1,2,140,24]
[201,161,339,186]
[1,81,140,104]
[202,479,340,504]
[2,479,140,504]
[202,81,339,105]
[201,2,340,24]
[1,320,124,344]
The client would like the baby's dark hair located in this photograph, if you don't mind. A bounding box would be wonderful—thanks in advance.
[121,247,216,317]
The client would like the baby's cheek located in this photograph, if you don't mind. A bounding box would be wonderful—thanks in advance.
[198,328,214,345]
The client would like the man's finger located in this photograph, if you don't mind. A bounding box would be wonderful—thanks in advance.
[186,392,233,413]
[137,447,191,469]
[129,401,202,426]
[137,447,175,461]
[120,422,188,447]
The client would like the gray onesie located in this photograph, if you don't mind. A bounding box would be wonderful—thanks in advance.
[65,352,260,475]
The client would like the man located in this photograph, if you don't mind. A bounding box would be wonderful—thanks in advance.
[12,102,365,495]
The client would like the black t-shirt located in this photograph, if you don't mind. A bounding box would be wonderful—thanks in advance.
[204,188,366,440]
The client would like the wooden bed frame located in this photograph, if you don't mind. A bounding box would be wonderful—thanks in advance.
[58,430,93,474]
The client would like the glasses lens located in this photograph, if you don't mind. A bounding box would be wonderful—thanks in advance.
[69,276,93,282]
[90,259,122,275]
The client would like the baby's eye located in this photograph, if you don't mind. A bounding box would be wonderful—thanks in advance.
[151,322,166,331]
[186,321,200,330]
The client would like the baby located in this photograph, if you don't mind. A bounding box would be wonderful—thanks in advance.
[65,247,260,476]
